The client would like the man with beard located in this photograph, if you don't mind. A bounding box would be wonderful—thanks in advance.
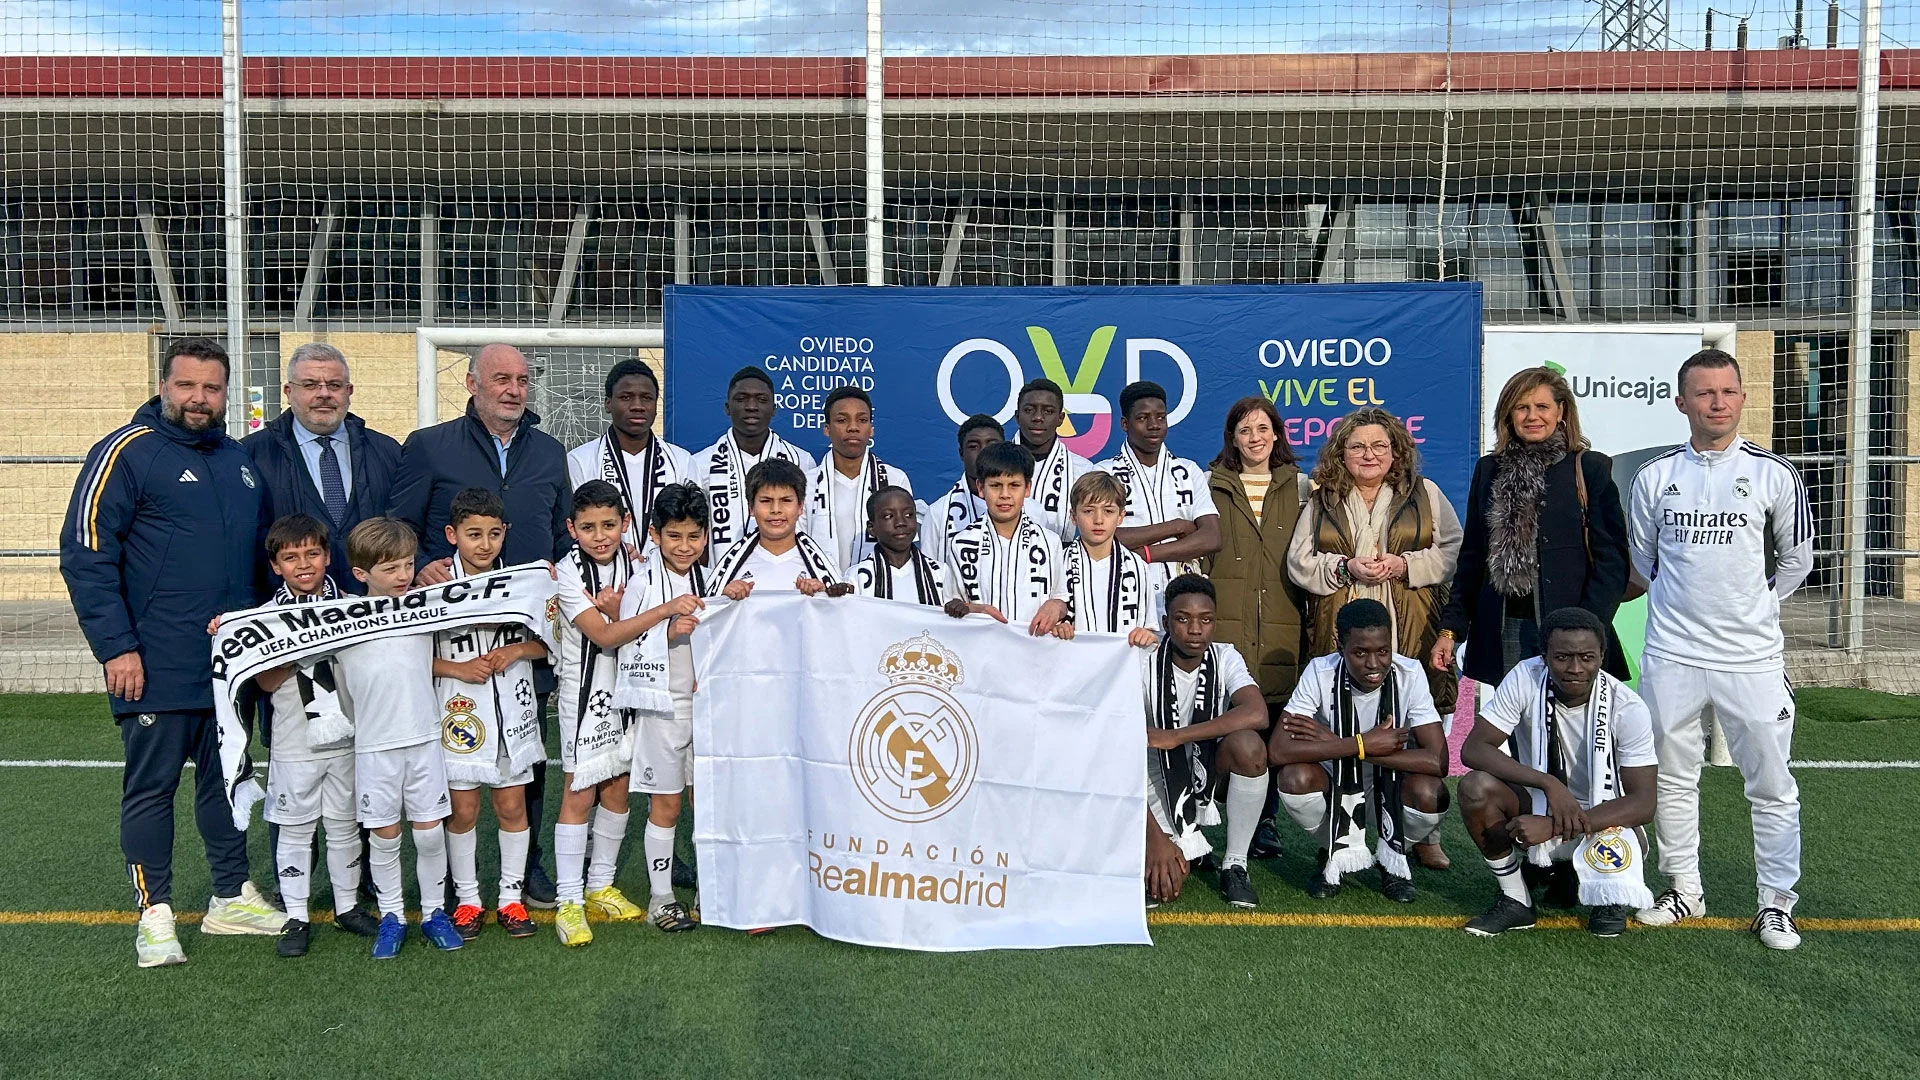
[62,337,286,967]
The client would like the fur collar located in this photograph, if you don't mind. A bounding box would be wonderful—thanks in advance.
[1485,430,1566,597]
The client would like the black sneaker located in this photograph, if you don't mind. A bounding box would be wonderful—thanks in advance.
[672,858,698,891]
[1144,890,1160,911]
[523,864,558,910]
[1248,818,1284,860]
[1307,852,1341,900]
[334,908,381,937]
[1543,863,1580,909]
[496,902,537,939]
[1588,904,1630,938]
[277,919,311,958]
[650,899,699,933]
[1219,864,1259,909]
[1380,870,1416,903]
[1464,896,1538,937]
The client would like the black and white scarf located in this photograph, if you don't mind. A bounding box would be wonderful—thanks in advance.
[808,452,898,563]
[1511,660,1653,907]
[598,427,674,553]
[1322,660,1412,884]
[948,515,1058,620]
[1105,444,1202,577]
[927,477,985,554]
[854,548,947,607]
[707,530,842,592]
[434,558,543,785]
[1486,430,1566,597]
[1028,439,1081,536]
[270,579,352,751]
[567,547,638,789]
[1064,542,1150,634]
[700,429,808,560]
[612,559,707,715]
[1144,643,1232,846]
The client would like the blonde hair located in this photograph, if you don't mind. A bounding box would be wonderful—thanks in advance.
[346,516,418,571]
[1071,470,1127,512]
[1491,366,1588,453]
[1309,407,1419,509]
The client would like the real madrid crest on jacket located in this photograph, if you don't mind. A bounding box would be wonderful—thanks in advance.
[553,545,639,788]
[433,559,544,786]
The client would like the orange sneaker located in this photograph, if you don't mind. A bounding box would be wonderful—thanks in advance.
[496,902,537,939]
[451,904,485,942]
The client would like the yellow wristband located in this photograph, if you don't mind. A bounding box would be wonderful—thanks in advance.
[1355,734,1366,762]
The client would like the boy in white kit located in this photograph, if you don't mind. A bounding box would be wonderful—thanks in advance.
[945,441,1072,637]
[336,517,464,959]
[1627,348,1813,950]
[805,386,912,570]
[250,514,376,957]
[707,458,843,596]
[848,485,967,614]
[1099,380,1222,587]
[566,359,692,557]
[431,488,548,942]
[1058,470,1161,646]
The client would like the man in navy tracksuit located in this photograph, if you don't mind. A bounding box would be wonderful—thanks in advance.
[388,343,573,906]
[61,338,287,968]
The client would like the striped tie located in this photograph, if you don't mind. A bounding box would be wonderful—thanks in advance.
[317,434,348,528]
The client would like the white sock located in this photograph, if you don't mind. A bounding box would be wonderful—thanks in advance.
[1280,790,1328,834]
[323,818,361,918]
[368,832,405,918]
[1486,850,1531,906]
[497,828,530,905]
[555,822,590,904]
[588,808,630,892]
[1220,771,1269,871]
[276,821,317,924]
[644,821,677,902]
[413,825,448,917]
[447,828,481,908]
[1404,808,1443,845]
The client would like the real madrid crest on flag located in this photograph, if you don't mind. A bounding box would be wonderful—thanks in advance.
[848,632,978,824]
[442,693,484,754]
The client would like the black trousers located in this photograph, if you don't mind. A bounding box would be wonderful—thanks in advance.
[119,709,251,909]
[523,692,551,872]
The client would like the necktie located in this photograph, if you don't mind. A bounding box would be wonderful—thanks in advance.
[317,434,348,528]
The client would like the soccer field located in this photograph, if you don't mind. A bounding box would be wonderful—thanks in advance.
[3,691,1917,1079]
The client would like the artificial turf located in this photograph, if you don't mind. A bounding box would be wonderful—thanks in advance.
[2,692,1916,1079]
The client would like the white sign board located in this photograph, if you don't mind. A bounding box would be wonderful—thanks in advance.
[1482,326,1705,463]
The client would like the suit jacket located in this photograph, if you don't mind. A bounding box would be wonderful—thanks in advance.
[243,411,402,594]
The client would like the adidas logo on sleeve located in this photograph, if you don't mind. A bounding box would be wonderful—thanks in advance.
[178,469,199,483]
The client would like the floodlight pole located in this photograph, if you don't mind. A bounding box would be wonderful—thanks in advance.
[221,0,247,428]
[1843,0,1882,652]
[864,0,885,286]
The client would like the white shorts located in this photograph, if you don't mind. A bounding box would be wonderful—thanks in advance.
[265,753,354,826]
[631,692,694,795]
[355,742,450,828]
[448,768,534,793]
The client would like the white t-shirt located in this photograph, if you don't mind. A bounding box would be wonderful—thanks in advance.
[1479,658,1659,809]
[1284,653,1442,733]
[566,435,692,551]
[921,480,985,564]
[851,552,964,606]
[1100,444,1220,587]
[660,566,696,696]
[1152,644,1258,722]
[982,525,1068,614]
[1074,548,1163,632]
[335,632,440,753]
[736,543,829,594]
[554,548,633,713]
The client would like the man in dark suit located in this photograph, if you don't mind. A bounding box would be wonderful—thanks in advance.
[388,343,573,907]
[243,342,402,594]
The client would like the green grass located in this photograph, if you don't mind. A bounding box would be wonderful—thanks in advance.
[3,692,1918,1078]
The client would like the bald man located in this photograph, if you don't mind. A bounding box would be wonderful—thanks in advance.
[388,343,572,907]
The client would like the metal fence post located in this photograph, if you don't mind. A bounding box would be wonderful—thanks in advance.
[1844,0,1882,653]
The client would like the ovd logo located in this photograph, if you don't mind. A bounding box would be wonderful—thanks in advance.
[849,632,979,823]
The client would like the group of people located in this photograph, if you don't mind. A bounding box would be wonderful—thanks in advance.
[61,333,1814,968]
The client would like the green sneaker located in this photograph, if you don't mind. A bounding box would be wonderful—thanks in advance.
[555,902,593,947]
[201,882,286,936]
[136,904,187,968]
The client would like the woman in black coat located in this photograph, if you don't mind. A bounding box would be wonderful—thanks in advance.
[1432,367,1631,686]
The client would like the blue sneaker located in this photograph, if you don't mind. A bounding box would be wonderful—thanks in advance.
[420,909,464,951]
[371,913,405,960]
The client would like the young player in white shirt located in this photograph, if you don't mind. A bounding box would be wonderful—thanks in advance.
[430,488,548,942]
[1457,607,1658,940]
[848,485,968,614]
[250,514,375,957]
[549,480,707,946]
[1626,348,1814,950]
[1058,470,1161,646]
[708,458,843,598]
[336,518,464,959]
[1270,598,1448,903]
[689,367,819,568]
[1141,575,1271,910]
[566,360,692,557]
[1100,380,1222,588]
[945,441,1072,637]
[805,386,912,570]
[920,413,1002,563]
[1012,378,1094,541]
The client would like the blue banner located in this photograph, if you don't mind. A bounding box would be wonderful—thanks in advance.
[665,284,1483,509]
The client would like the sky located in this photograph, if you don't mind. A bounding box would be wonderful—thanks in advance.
[2,0,1908,57]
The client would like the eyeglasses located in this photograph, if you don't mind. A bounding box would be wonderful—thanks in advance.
[1344,442,1393,459]
[292,380,348,394]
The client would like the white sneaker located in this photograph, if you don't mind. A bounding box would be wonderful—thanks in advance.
[1634,888,1706,927]
[1752,907,1801,950]
[136,904,187,968]
[201,881,286,936]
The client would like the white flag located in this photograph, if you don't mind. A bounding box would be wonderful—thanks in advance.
[691,593,1150,951]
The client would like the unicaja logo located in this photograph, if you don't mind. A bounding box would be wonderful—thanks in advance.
[849,633,979,823]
